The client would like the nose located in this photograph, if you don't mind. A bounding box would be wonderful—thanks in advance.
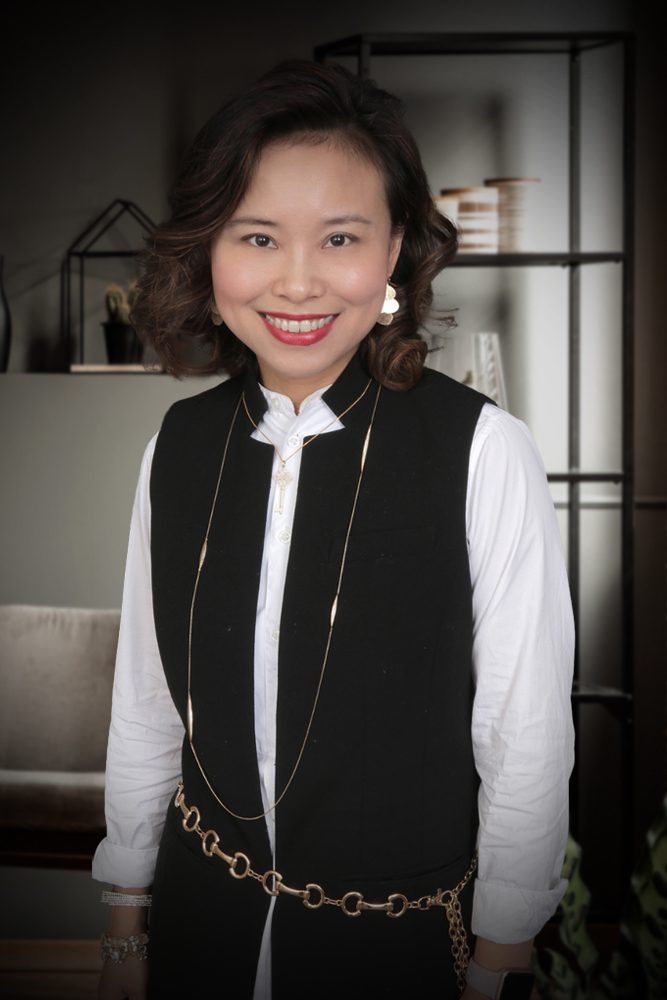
[271,247,325,303]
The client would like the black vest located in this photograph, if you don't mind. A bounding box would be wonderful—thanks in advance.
[149,351,488,997]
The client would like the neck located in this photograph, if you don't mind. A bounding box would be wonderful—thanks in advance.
[257,351,359,415]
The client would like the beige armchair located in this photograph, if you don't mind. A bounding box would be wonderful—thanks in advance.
[0,604,119,868]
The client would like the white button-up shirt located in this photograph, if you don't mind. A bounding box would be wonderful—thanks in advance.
[92,380,575,997]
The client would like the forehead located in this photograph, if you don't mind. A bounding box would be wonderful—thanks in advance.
[236,139,389,218]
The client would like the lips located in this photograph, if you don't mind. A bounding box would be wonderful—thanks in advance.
[260,312,338,346]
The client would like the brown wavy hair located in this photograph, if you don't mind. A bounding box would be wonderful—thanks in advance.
[132,59,457,390]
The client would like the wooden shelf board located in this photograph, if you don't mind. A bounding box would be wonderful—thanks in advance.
[450,251,624,267]
[69,364,163,374]
[546,471,625,483]
[571,682,632,703]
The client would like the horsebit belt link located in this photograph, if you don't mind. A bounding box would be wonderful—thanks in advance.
[174,782,478,991]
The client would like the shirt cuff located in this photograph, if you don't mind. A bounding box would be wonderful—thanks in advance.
[471,876,568,943]
[91,837,159,888]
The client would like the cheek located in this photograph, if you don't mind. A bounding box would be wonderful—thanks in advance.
[335,260,389,306]
[211,254,262,305]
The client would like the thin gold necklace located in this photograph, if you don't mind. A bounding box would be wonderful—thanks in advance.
[187,381,382,822]
[241,377,373,514]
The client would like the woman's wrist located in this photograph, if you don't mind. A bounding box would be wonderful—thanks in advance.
[105,885,152,937]
[472,936,534,971]
[108,910,149,936]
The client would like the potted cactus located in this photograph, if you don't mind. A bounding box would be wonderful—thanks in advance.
[103,281,143,364]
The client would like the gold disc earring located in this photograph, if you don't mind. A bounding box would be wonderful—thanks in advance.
[377,282,399,326]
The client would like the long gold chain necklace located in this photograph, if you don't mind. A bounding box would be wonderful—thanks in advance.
[187,380,382,822]
[241,377,373,514]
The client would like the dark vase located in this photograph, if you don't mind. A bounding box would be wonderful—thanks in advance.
[0,254,12,372]
[102,320,143,365]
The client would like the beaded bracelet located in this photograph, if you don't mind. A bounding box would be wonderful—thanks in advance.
[100,932,149,964]
[101,890,152,907]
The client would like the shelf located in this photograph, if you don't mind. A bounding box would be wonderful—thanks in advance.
[69,364,162,374]
[450,252,623,267]
[572,682,633,723]
[72,252,624,268]
[68,250,142,259]
[314,23,637,923]
[571,681,632,706]
[315,31,632,60]
[547,472,625,484]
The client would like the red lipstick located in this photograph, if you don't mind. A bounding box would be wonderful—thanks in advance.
[260,312,338,346]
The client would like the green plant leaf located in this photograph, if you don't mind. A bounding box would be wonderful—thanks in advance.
[593,948,637,999]
[620,796,667,998]
[532,946,587,1000]
[558,834,599,978]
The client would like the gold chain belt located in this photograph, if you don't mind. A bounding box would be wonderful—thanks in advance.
[174,782,477,991]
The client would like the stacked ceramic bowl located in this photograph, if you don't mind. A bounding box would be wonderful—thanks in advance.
[483,178,540,252]
[433,192,459,227]
[437,186,499,253]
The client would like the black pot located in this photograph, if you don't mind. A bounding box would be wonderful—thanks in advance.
[102,321,143,364]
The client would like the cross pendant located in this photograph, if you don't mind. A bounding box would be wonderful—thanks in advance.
[274,463,293,515]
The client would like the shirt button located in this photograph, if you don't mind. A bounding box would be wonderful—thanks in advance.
[271,629,280,642]
[287,434,300,447]
[277,528,291,543]
[271,396,281,409]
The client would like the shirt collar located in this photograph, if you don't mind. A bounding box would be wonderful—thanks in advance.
[258,382,332,417]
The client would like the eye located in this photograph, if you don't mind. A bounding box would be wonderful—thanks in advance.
[325,233,356,248]
[244,234,276,248]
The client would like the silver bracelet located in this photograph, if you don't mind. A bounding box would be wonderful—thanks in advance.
[101,890,153,907]
[100,932,149,964]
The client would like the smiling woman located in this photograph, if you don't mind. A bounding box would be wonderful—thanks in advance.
[209,141,402,405]
[130,59,456,391]
[93,59,574,1000]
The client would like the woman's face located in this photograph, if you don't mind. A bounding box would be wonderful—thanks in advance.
[210,139,402,406]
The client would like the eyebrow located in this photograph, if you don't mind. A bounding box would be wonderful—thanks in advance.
[225,214,374,228]
[225,217,278,228]
[324,215,373,226]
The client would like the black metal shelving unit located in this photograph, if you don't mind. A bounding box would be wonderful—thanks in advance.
[316,32,636,911]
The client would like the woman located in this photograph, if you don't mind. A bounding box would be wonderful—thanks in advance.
[93,59,575,1000]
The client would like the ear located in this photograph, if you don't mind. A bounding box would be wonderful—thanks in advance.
[210,299,223,326]
[388,227,404,275]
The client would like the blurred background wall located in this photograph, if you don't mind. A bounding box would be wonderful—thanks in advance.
[0,0,664,940]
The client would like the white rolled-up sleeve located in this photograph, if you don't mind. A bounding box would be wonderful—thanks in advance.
[91,435,184,888]
[467,403,575,943]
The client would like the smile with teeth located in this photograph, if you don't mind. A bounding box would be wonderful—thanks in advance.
[263,313,336,333]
